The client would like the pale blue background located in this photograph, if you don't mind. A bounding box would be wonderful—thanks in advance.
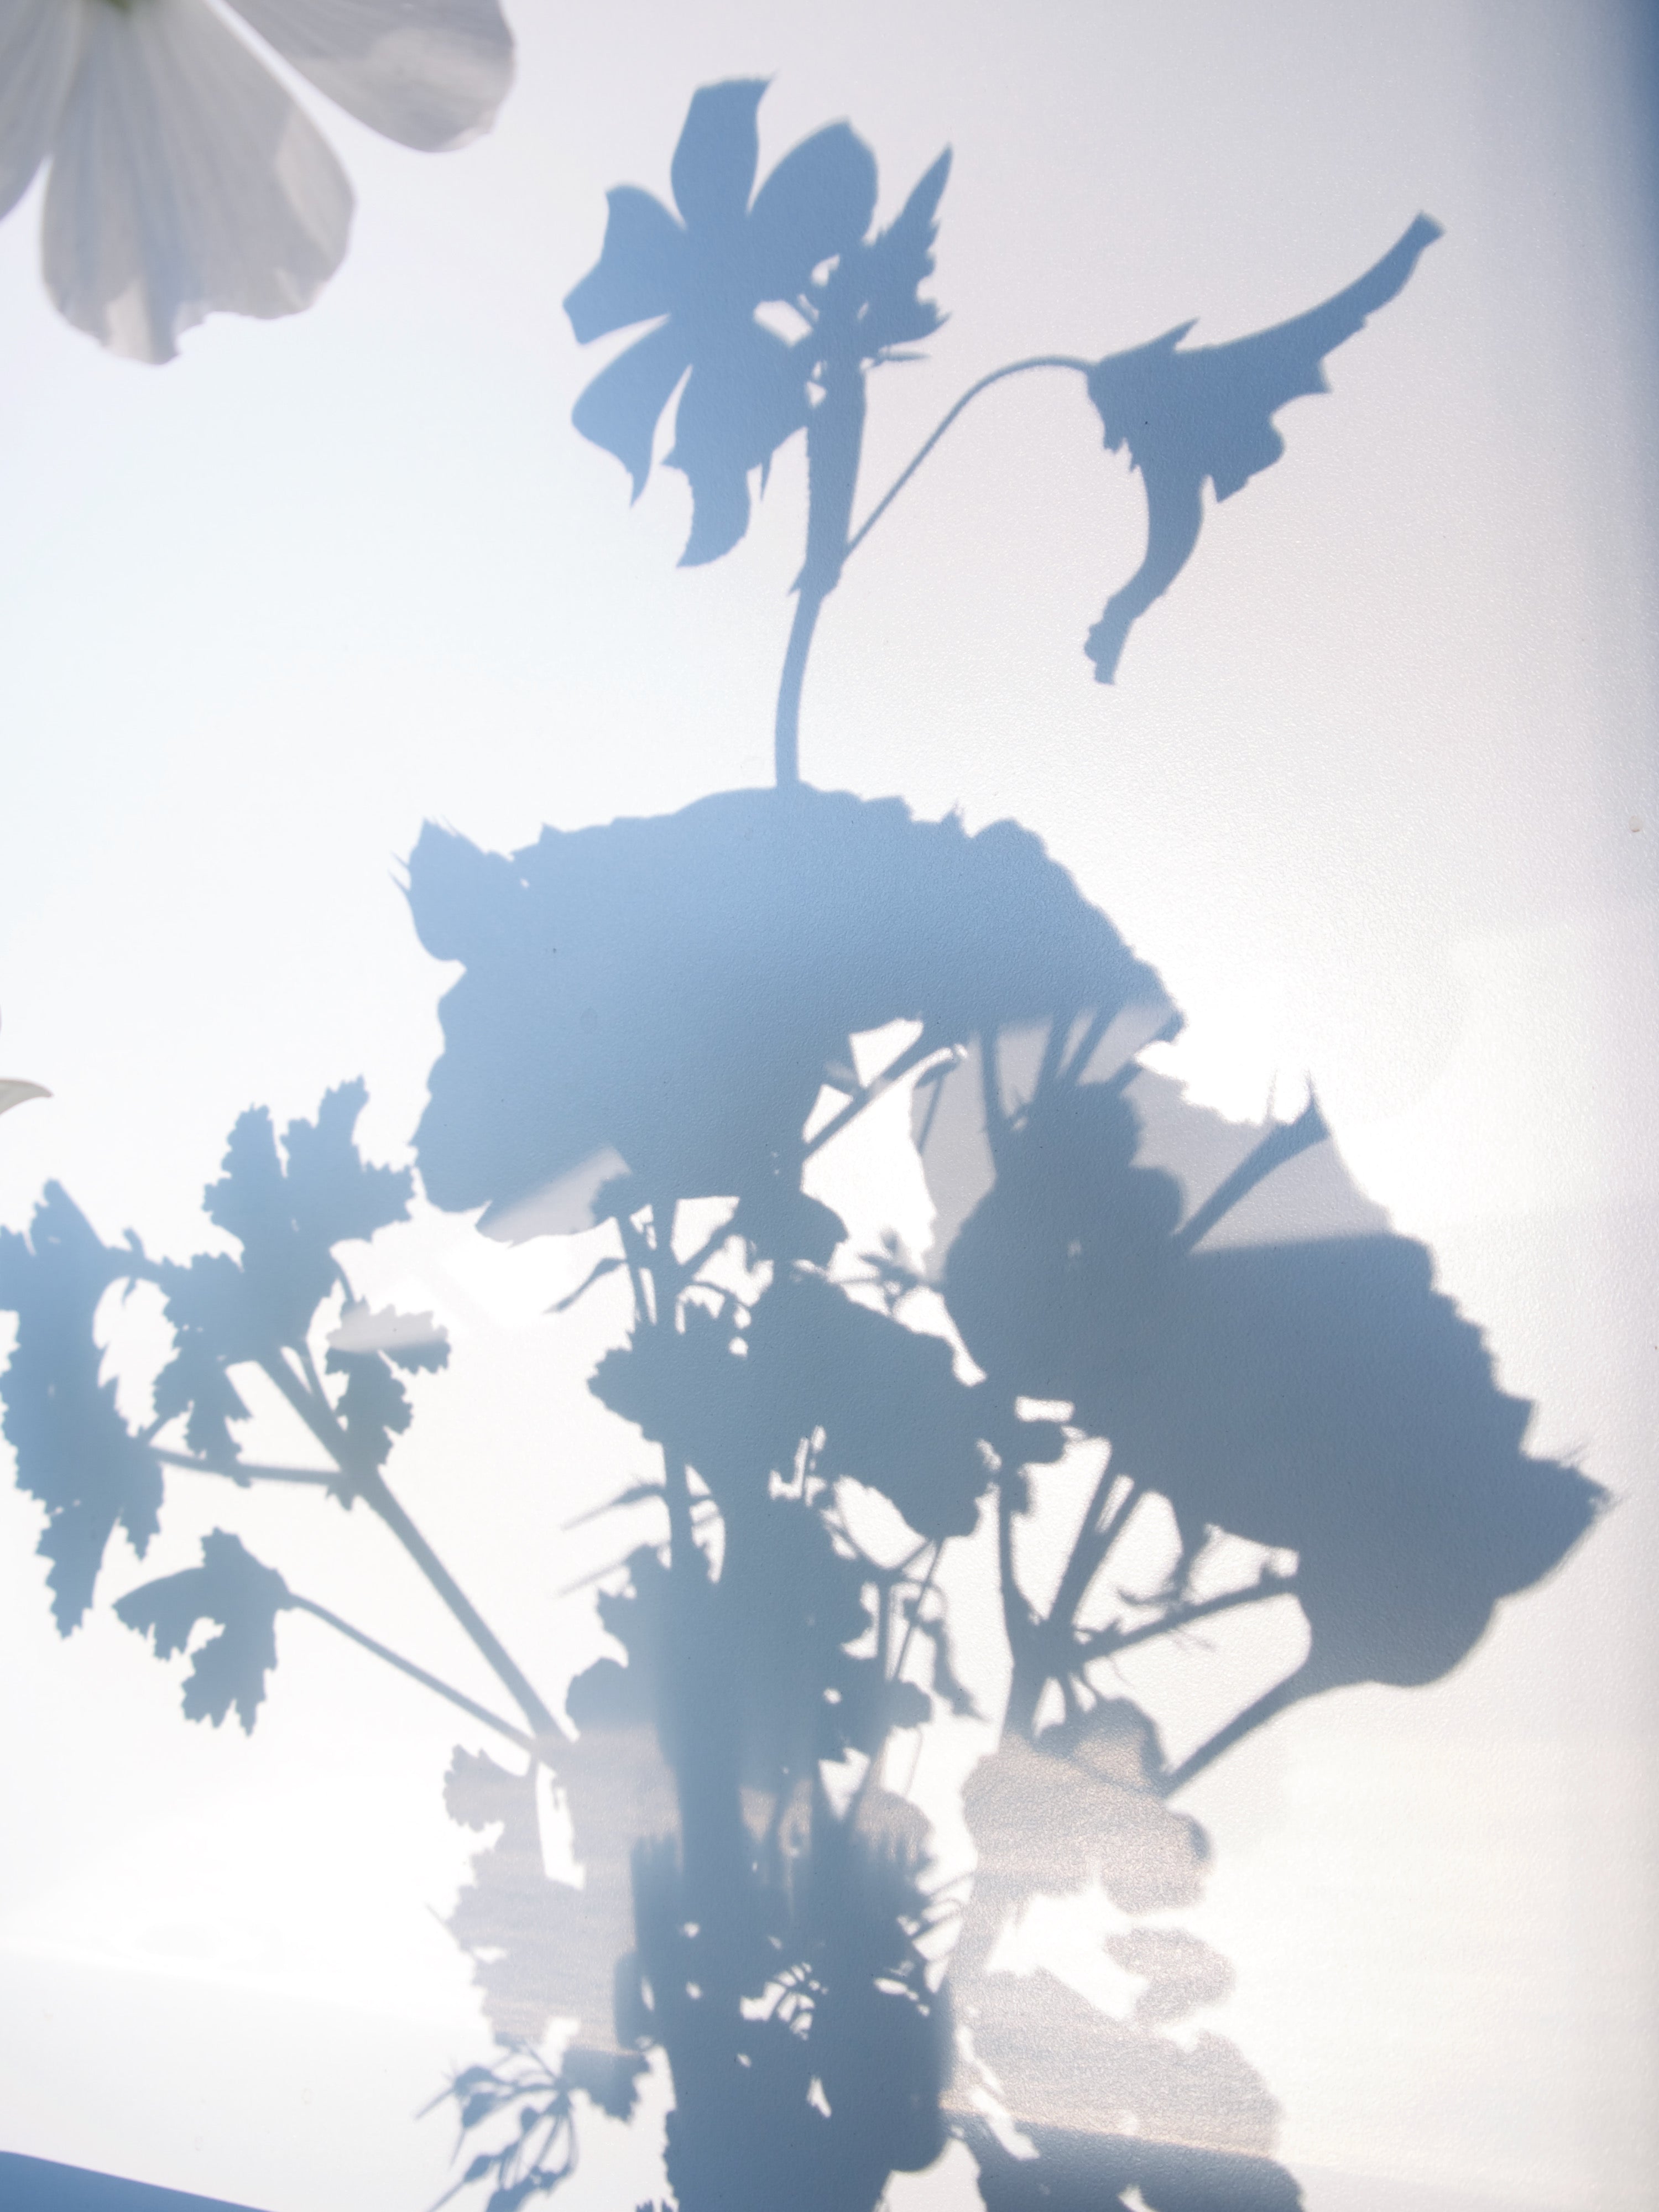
[0,4,1654,2209]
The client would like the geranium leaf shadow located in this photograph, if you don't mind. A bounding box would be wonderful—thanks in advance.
[114,1529,291,1731]
[930,1053,1605,1776]
[0,1184,163,1630]
[407,777,1600,2210]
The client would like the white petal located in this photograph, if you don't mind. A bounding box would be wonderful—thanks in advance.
[226,0,512,153]
[41,0,352,363]
[0,1079,51,1119]
[0,0,82,221]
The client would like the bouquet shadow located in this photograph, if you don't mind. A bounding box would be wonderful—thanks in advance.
[0,76,1600,2212]
[396,784,1599,2210]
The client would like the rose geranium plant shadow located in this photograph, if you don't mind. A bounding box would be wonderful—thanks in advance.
[0,77,1602,2212]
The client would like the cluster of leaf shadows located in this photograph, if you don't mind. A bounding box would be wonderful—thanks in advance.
[1,790,1604,2212]
[0,77,1602,2212]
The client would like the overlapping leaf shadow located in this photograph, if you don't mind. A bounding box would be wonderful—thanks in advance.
[0,784,1604,2210]
[0,70,1547,2212]
[403,785,1601,2210]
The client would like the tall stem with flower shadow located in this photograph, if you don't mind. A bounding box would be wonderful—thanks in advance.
[0,66,1603,2212]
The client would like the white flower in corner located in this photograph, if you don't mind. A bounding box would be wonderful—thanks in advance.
[0,0,513,361]
[0,1078,50,1119]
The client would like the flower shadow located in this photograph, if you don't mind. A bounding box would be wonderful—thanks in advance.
[403,785,1601,2209]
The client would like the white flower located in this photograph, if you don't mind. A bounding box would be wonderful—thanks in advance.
[0,1079,50,1119]
[0,0,513,362]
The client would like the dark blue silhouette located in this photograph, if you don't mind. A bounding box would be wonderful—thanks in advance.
[0,72,1584,2212]
[409,787,1170,1235]
[114,1530,290,1732]
[399,787,1599,2206]
[0,2151,267,2212]
[930,1059,1601,1770]
[565,82,1437,775]
[963,2121,1306,2212]
[565,81,949,780]
[1084,214,1443,680]
[565,79,874,567]
[1,1087,553,1752]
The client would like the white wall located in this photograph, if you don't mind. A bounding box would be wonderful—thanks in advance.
[0,4,1653,2208]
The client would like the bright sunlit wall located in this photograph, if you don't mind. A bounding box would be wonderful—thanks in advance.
[0,4,1654,2209]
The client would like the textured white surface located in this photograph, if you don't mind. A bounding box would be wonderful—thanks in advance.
[0,3,1653,2208]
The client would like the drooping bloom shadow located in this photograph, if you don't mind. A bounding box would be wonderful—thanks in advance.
[1082,213,1443,681]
